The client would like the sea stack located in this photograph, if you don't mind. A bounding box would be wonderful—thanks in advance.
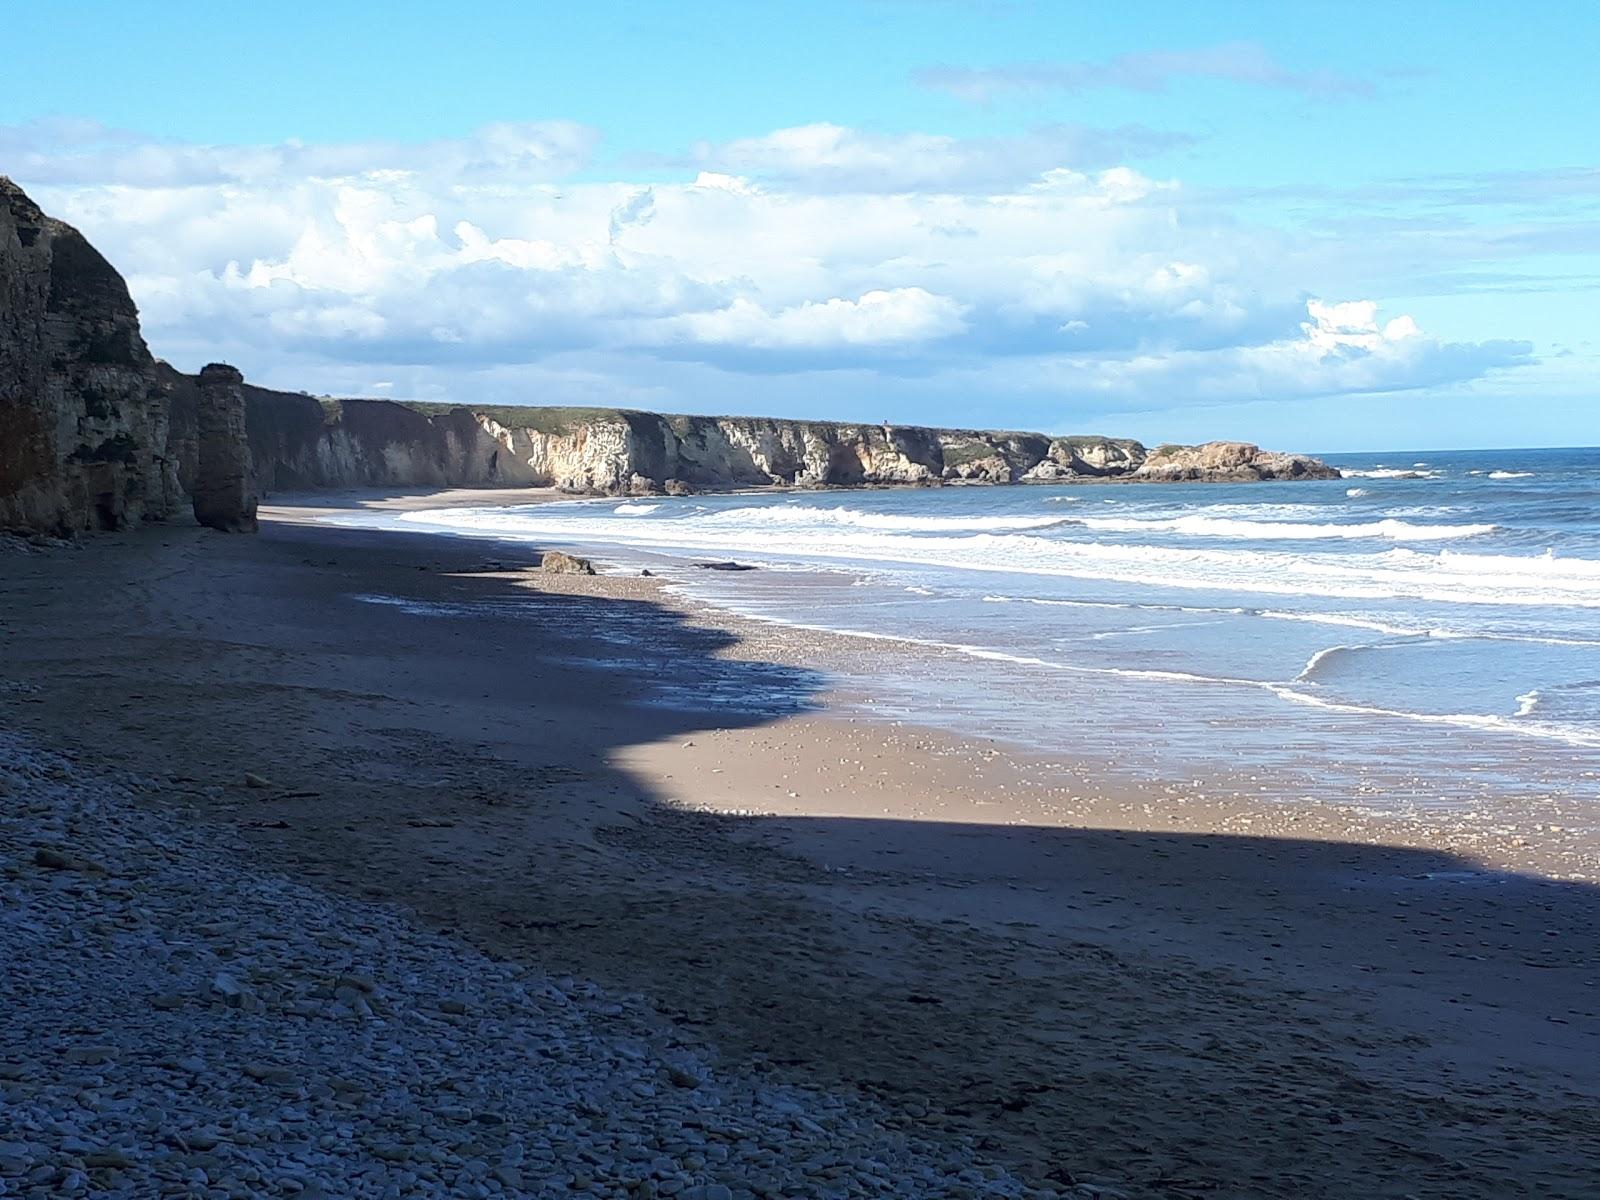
[191,363,258,533]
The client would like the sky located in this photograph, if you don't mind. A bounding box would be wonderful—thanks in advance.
[5,1,1597,450]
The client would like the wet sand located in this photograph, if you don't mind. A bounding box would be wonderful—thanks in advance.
[2,501,1597,1197]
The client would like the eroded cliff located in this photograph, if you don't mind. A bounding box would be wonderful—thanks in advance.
[0,178,183,534]
[0,178,258,535]
[238,397,1337,496]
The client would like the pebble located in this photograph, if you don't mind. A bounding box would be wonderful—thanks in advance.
[0,728,1089,1198]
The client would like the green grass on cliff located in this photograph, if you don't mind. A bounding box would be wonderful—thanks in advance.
[403,402,625,436]
[390,401,1136,448]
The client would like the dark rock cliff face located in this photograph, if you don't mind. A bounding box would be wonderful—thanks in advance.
[0,178,183,534]
[191,364,257,532]
[0,178,258,536]
[1,175,1336,536]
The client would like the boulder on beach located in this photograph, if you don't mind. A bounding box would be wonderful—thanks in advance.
[540,550,596,575]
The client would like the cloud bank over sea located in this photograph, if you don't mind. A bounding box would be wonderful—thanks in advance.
[0,114,1541,435]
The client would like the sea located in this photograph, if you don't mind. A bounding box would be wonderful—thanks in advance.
[329,447,1600,812]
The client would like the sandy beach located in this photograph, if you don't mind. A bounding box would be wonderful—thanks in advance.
[2,493,1597,1197]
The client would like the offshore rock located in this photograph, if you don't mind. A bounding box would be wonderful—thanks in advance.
[1131,441,1340,483]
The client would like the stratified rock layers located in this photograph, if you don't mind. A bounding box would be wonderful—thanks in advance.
[241,399,1339,497]
[0,178,183,534]
[192,364,258,532]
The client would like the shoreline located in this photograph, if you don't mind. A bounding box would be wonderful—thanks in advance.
[2,507,1597,1195]
[274,488,1600,883]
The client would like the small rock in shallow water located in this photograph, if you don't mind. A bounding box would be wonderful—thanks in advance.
[243,772,273,789]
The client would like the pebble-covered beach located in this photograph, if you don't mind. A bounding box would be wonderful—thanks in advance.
[0,727,1079,1200]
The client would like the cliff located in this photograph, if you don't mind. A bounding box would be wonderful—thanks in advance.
[0,178,256,535]
[1,174,1337,537]
[0,177,184,534]
[236,396,1337,496]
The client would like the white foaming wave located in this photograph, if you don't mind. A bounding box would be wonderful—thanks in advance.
[1295,643,1353,681]
[1488,470,1534,480]
[1072,514,1494,542]
[613,502,661,514]
[1044,495,1082,503]
[1515,690,1541,717]
[708,505,1072,533]
[1266,686,1600,748]
[1346,487,1370,498]
[1258,608,1600,648]
[1340,468,1440,479]
[384,507,1600,608]
[1259,609,1460,639]
[981,594,1246,616]
[727,608,1600,749]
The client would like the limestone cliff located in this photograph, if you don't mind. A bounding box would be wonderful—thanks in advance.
[235,396,1338,496]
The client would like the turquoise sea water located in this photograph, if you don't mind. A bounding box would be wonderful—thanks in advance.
[336,447,1600,809]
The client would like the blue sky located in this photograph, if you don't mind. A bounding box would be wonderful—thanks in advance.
[5,1,1597,449]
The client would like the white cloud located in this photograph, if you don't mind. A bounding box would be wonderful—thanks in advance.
[1021,299,1531,408]
[660,288,968,349]
[684,122,1193,192]
[6,118,1532,425]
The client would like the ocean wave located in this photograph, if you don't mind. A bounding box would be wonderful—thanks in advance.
[1257,608,1600,647]
[707,505,1072,533]
[1071,514,1494,542]
[1266,686,1600,748]
[1345,488,1370,498]
[1515,689,1541,717]
[389,505,1600,609]
[1340,468,1440,479]
[729,608,1600,749]
[613,502,661,514]
[1488,470,1535,480]
[1295,643,1354,682]
[1258,610,1453,639]
[982,595,1246,616]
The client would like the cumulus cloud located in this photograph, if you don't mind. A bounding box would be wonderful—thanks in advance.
[915,42,1372,103]
[7,118,1532,423]
[1024,299,1533,408]
[658,288,969,349]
